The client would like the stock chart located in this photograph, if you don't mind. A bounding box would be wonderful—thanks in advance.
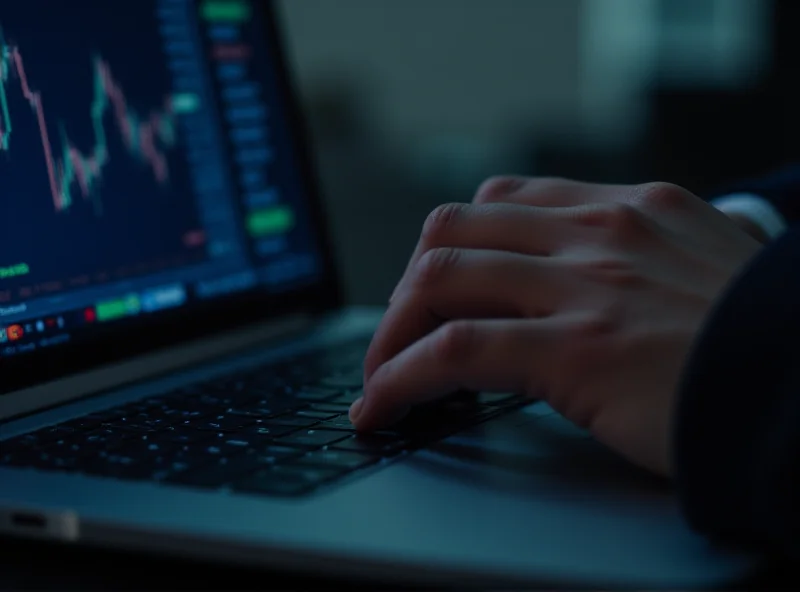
[0,1,205,304]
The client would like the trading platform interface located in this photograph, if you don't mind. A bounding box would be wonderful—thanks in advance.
[0,0,322,359]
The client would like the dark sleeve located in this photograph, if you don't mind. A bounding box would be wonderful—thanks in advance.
[675,226,800,556]
[711,164,800,224]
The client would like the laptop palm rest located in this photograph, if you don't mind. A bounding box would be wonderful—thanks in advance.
[381,402,761,588]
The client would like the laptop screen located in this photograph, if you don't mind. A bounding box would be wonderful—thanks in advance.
[0,0,336,386]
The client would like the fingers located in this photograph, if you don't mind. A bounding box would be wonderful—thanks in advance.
[365,248,563,382]
[387,178,632,303]
[352,319,552,431]
[390,201,573,303]
[474,176,632,208]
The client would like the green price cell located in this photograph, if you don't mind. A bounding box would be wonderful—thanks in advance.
[246,206,295,238]
[201,1,252,22]
[96,294,141,323]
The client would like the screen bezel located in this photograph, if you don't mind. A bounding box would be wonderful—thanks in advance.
[0,0,344,396]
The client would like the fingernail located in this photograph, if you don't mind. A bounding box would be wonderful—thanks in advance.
[349,397,365,423]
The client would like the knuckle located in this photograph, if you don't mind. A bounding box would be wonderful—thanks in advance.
[571,257,644,288]
[634,182,688,210]
[567,311,619,344]
[414,247,461,287]
[580,203,649,243]
[474,176,525,204]
[516,177,572,205]
[422,203,467,244]
[606,202,643,231]
[433,321,477,364]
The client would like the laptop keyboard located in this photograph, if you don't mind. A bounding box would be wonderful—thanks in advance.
[0,339,527,497]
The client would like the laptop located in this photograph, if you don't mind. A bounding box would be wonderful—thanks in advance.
[0,0,758,587]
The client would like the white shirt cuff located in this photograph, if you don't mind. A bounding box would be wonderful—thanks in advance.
[712,193,788,240]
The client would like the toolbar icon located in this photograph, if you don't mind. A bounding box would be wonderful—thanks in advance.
[7,325,24,341]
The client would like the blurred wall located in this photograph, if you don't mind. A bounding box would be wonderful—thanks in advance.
[278,0,587,304]
[280,0,584,147]
[275,0,774,305]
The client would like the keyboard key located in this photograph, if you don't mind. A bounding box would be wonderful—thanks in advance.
[183,416,257,432]
[110,439,177,457]
[81,429,133,449]
[162,408,208,421]
[221,438,251,449]
[160,426,218,445]
[83,409,127,423]
[318,417,356,431]
[309,403,352,414]
[224,408,272,419]
[211,439,275,457]
[245,445,306,462]
[295,387,341,402]
[293,449,379,471]
[103,421,160,434]
[275,429,351,449]
[178,392,241,408]
[295,410,338,421]
[237,424,299,439]
[263,416,320,428]
[329,390,363,405]
[136,417,179,430]
[174,442,227,460]
[240,398,307,416]
[318,373,362,390]
[164,455,275,489]
[331,434,410,455]
[233,466,343,497]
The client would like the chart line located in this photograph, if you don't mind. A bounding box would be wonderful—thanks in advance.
[0,25,180,213]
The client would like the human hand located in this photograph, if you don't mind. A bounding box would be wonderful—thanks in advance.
[351,177,764,477]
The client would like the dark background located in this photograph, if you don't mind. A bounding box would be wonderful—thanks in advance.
[277,0,800,305]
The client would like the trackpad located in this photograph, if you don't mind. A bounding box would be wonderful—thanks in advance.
[420,402,669,497]
[396,403,758,587]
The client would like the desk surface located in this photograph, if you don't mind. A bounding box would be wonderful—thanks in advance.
[0,537,796,591]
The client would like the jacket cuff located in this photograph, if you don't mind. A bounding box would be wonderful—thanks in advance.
[712,193,788,241]
[675,226,800,547]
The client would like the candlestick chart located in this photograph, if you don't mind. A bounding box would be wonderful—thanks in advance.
[0,4,206,304]
[0,29,178,214]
